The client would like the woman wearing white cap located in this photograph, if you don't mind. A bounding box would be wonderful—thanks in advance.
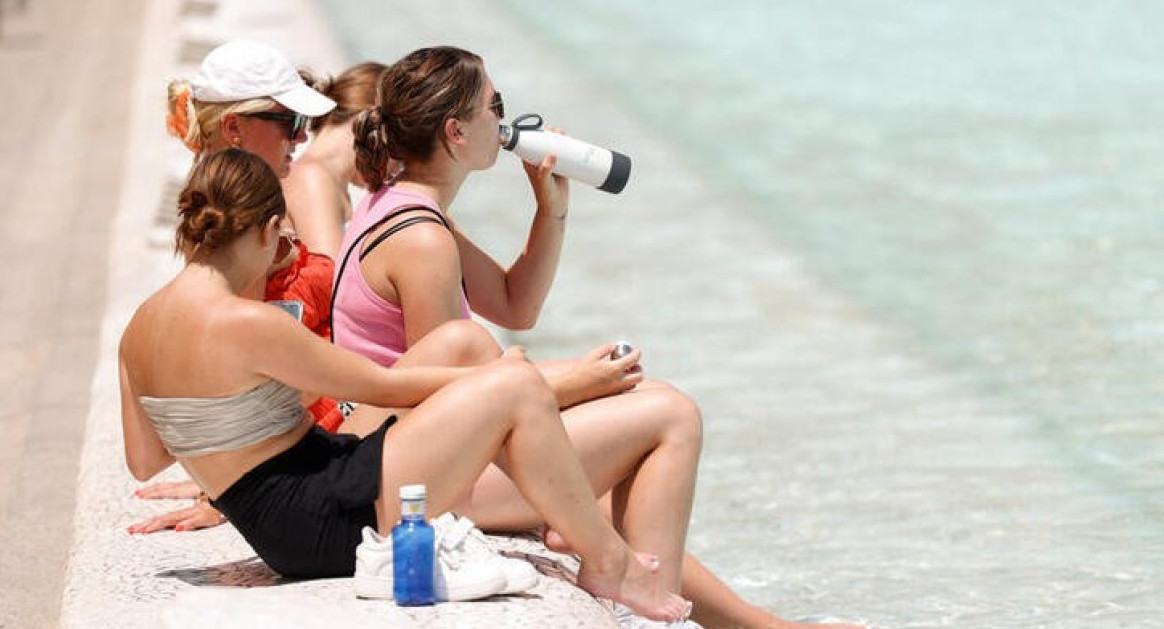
[166,39,336,175]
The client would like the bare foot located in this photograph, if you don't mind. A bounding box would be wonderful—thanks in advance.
[543,526,570,553]
[576,546,690,622]
[543,527,660,572]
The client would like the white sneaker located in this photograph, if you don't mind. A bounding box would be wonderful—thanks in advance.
[613,602,704,629]
[432,512,539,595]
[353,524,508,603]
[431,515,507,602]
[354,526,394,599]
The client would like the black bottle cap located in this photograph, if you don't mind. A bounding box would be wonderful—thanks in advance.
[599,150,632,194]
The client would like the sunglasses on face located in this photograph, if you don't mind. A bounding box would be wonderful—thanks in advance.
[488,91,505,120]
[245,111,309,140]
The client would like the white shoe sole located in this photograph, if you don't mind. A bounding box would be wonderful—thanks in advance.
[499,562,538,594]
[353,573,394,600]
[437,571,507,602]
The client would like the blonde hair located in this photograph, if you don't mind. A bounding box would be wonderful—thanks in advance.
[166,79,278,152]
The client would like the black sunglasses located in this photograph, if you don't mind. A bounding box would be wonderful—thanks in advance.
[245,111,309,140]
[488,91,505,120]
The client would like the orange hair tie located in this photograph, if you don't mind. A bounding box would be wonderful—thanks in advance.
[166,87,200,152]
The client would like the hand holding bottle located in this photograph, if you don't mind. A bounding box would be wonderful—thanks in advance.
[520,137,569,220]
[500,113,632,194]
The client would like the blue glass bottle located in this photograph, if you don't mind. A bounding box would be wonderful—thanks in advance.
[392,484,435,606]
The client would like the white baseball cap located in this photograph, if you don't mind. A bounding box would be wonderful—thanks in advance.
[190,40,336,116]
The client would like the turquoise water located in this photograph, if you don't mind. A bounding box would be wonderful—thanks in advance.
[488,0,1164,436]
[317,2,1164,626]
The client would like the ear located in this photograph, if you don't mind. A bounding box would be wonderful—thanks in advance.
[444,117,465,144]
[221,113,243,147]
[259,214,281,247]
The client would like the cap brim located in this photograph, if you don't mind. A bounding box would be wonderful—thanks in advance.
[272,84,337,117]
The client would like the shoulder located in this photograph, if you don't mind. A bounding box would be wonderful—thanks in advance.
[379,214,458,259]
[118,299,151,361]
[213,296,300,343]
[283,160,339,205]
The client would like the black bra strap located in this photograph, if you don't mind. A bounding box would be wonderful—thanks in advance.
[359,215,447,262]
[329,204,451,343]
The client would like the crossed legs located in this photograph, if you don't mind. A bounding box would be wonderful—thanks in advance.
[459,379,701,593]
[374,357,689,621]
[346,321,859,628]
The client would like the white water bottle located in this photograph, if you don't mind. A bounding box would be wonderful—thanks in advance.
[499,113,632,194]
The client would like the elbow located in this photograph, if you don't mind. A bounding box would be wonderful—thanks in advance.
[126,460,156,482]
[504,306,542,331]
[125,452,171,482]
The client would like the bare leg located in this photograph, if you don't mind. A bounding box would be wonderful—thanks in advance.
[339,320,501,435]
[545,509,863,629]
[374,358,689,622]
[680,557,796,629]
[391,319,503,367]
[457,379,701,592]
[369,330,852,627]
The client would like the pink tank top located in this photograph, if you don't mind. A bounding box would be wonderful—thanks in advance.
[331,185,468,367]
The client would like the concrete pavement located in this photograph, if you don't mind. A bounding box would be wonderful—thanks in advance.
[0,1,144,626]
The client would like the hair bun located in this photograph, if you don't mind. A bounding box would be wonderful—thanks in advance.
[178,189,209,216]
[173,149,287,258]
[176,188,227,251]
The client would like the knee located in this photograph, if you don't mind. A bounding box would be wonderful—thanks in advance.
[481,358,557,415]
[650,382,704,449]
[429,320,500,365]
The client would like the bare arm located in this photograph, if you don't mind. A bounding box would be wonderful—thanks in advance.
[388,222,472,347]
[240,301,468,407]
[537,344,645,408]
[385,205,640,408]
[282,163,346,258]
[458,155,569,330]
[119,347,175,481]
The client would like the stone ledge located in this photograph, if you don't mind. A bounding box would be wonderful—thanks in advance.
[66,505,615,628]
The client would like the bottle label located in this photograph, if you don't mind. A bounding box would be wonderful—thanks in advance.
[401,499,425,518]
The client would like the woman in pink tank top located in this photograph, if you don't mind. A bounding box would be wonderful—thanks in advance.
[331,46,860,629]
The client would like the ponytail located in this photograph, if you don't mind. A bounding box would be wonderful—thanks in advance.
[166,80,201,152]
[352,106,394,192]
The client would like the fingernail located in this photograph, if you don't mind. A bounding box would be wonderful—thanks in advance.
[174,525,185,532]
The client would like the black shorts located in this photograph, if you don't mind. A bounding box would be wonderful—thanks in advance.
[211,418,396,578]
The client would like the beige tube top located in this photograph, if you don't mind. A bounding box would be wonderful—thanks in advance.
[138,379,306,458]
